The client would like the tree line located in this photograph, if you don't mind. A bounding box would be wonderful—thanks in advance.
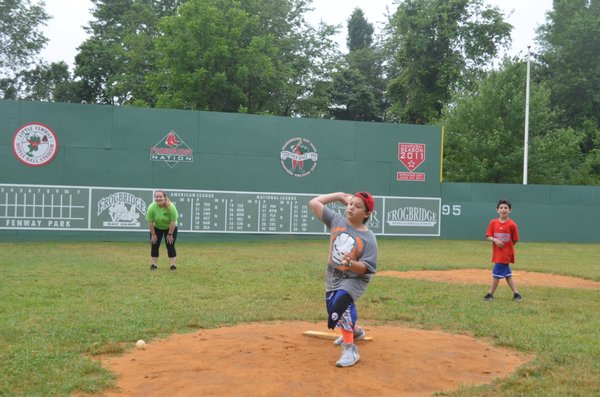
[2,0,599,185]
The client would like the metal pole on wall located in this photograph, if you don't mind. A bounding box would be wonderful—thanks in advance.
[523,46,531,185]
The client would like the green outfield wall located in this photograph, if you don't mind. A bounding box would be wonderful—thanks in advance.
[1,100,442,240]
[1,100,441,196]
[1,100,598,243]
[441,182,600,243]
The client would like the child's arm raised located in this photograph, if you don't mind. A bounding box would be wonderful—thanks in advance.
[309,192,350,221]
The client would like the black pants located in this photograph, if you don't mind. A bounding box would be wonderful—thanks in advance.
[150,227,177,258]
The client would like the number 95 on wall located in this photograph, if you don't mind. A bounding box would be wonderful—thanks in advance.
[442,204,461,216]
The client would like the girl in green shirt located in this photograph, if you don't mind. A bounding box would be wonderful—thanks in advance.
[145,190,179,270]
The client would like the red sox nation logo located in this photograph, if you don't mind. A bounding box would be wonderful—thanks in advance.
[150,130,193,168]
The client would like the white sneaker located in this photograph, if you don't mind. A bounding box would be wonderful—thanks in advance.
[336,343,360,367]
[333,326,366,346]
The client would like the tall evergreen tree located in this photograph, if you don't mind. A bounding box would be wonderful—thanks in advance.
[328,8,386,121]
[347,7,374,51]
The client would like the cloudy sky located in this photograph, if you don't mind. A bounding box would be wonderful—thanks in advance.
[39,0,553,68]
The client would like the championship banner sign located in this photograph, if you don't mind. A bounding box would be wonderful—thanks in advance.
[397,143,426,182]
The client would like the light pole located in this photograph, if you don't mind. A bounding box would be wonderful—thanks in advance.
[523,45,531,185]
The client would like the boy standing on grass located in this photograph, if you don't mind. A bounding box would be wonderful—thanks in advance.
[484,199,522,302]
[309,191,378,367]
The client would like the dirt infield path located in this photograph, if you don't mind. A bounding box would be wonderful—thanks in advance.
[98,321,531,397]
[94,269,599,396]
[379,269,600,289]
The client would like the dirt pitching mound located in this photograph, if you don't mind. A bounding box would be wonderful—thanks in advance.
[379,269,600,289]
[97,321,530,397]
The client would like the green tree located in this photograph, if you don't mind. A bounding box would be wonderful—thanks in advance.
[0,0,49,98]
[538,0,600,129]
[347,7,374,51]
[328,8,386,121]
[536,0,600,174]
[385,0,511,124]
[534,0,600,185]
[528,127,584,184]
[149,0,338,115]
[568,120,600,185]
[74,0,185,105]
[10,62,76,102]
[443,58,583,184]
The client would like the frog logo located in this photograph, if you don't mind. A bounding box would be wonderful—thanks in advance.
[97,192,147,227]
[12,122,58,167]
[280,137,318,177]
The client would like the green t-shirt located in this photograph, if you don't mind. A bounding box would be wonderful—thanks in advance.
[145,202,178,230]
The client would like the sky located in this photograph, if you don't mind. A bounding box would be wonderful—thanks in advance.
[39,0,553,68]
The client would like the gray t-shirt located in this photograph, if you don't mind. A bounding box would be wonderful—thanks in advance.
[322,206,378,301]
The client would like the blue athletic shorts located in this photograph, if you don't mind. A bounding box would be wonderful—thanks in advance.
[325,290,357,330]
[492,263,512,279]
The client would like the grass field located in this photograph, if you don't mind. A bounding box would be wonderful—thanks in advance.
[1,239,599,396]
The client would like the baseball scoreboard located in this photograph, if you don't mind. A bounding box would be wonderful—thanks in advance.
[0,184,441,236]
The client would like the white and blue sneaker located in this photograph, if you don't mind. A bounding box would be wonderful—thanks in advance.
[336,343,360,367]
[333,326,366,346]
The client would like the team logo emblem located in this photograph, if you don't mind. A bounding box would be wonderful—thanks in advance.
[280,137,318,177]
[397,142,426,181]
[97,192,147,227]
[150,130,193,168]
[12,122,58,167]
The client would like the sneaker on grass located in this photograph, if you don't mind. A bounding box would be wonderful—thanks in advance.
[483,293,493,301]
[513,292,523,301]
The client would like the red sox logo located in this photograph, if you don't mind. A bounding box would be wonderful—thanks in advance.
[150,130,193,168]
